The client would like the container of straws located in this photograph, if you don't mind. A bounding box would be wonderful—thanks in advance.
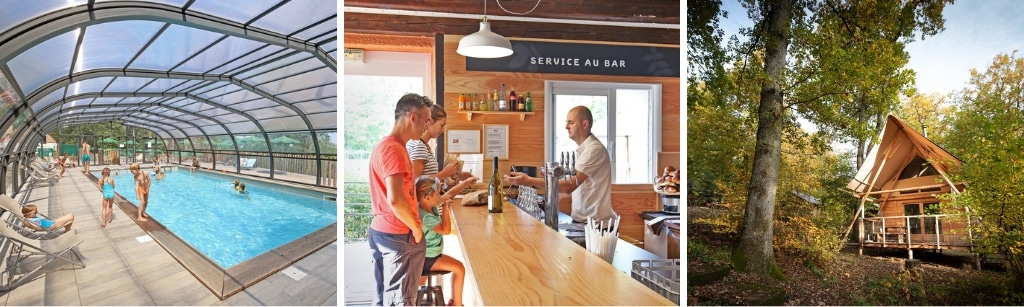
[585,216,620,263]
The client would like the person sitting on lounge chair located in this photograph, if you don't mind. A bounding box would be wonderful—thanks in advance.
[22,204,74,233]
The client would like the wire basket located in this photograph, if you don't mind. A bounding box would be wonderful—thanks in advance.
[631,259,680,304]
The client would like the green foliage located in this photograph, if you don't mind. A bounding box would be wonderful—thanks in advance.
[941,52,1024,291]
[853,271,1024,306]
[688,238,732,267]
[343,181,372,241]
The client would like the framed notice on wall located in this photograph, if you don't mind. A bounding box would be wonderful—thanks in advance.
[446,129,481,154]
[483,124,509,160]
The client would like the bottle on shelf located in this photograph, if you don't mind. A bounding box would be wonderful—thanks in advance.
[458,93,466,111]
[478,94,485,112]
[525,92,533,112]
[479,92,489,111]
[488,155,503,213]
[499,83,507,111]
[492,90,499,111]
[517,96,526,112]
[508,85,518,112]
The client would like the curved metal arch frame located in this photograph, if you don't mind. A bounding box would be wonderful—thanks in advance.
[0,1,334,186]
[31,93,272,148]
[11,69,324,153]
[0,2,337,72]
[28,93,301,178]
[40,117,177,144]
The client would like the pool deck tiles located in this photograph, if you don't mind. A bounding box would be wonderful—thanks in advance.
[0,166,338,305]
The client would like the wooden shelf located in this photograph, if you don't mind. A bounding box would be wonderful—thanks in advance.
[458,110,535,121]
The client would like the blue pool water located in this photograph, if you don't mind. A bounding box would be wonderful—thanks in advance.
[94,168,337,268]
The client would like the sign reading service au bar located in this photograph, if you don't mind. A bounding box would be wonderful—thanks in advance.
[465,40,679,77]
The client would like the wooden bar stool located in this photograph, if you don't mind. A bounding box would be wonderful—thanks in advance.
[416,270,451,306]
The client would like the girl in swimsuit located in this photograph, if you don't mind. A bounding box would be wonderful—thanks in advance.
[98,167,115,227]
[22,204,74,233]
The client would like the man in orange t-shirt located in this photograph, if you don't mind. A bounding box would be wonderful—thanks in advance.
[368,93,434,306]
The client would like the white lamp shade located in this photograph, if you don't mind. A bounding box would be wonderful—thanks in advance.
[457,21,513,58]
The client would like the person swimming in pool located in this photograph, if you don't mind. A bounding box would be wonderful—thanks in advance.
[22,204,74,233]
[236,182,248,194]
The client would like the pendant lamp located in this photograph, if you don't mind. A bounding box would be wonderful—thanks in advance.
[458,2,513,58]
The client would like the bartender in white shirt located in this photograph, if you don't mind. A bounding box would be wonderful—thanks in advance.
[503,105,616,223]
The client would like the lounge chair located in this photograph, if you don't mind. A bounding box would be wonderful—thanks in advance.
[27,168,58,187]
[0,217,85,291]
[0,195,65,239]
[240,158,256,170]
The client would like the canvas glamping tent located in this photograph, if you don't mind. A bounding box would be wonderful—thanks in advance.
[846,115,976,263]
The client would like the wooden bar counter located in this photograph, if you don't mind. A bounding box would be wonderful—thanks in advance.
[447,200,675,306]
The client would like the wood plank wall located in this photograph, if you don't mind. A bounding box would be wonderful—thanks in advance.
[441,35,681,241]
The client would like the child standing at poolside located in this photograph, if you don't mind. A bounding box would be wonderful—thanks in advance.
[414,176,466,306]
[130,163,151,222]
[97,167,115,227]
[22,204,74,232]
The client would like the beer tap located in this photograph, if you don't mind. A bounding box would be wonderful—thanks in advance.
[541,151,580,231]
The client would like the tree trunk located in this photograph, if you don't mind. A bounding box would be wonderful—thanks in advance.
[733,0,792,279]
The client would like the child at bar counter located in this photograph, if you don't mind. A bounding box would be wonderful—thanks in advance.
[414,175,465,306]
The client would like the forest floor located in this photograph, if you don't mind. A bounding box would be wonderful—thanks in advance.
[686,206,1022,306]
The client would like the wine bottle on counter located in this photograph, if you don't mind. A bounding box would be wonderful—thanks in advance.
[488,156,503,213]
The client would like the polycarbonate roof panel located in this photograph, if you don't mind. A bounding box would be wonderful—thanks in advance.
[137,78,190,93]
[96,0,188,6]
[194,82,241,100]
[181,127,202,136]
[166,79,208,92]
[90,97,130,106]
[0,0,335,157]
[261,116,305,132]
[256,67,335,94]
[204,45,284,75]
[0,1,87,35]
[199,124,227,135]
[176,36,267,73]
[128,24,223,71]
[236,53,309,80]
[30,90,64,113]
[308,113,337,130]
[291,17,337,41]
[295,99,335,114]
[225,122,260,134]
[104,77,157,93]
[243,55,320,83]
[249,106,294,118]
[279,84,337,103]
[188,0,282,23]
[75,21,163,72]
[322,41,337,53]
[213,88,263,104]
[250,1,336,36]
[8,30,79,95]
[66,77,116,96]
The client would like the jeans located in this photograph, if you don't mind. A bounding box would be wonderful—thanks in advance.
[368,227,426,306]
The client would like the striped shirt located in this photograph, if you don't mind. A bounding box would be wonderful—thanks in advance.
[406,139,439,177]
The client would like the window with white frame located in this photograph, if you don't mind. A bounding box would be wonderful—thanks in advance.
[545,81,661,184]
